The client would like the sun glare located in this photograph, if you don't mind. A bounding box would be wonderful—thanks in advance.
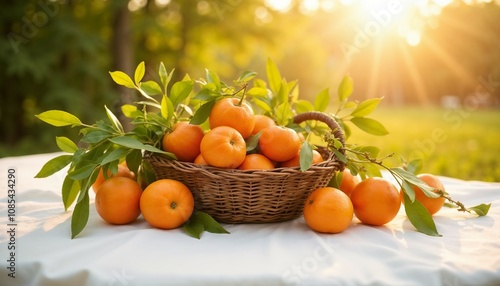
[265,0,497,47]
[265,0,293,12]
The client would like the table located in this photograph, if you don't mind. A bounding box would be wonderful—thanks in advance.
[1,152,500,286]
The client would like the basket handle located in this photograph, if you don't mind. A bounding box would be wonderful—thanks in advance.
[293,111,346,157]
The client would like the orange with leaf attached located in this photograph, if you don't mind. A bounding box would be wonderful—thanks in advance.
[400,173,446,215]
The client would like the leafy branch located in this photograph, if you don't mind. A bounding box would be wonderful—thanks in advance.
[340,148,491,236]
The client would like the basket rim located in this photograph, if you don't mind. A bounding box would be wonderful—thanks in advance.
[144,147,343,179]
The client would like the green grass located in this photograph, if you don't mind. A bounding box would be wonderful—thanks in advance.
[343,106,500,182]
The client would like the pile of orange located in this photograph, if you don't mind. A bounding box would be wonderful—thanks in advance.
[93,164,194,230]
[91,95,448,236]
[303,171,446,234]
[161,97,324,170]
[92,96,332,232]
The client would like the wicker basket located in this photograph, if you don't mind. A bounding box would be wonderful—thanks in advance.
[145,111,346,224]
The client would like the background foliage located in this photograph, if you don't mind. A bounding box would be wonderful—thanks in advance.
[1,0,499,181]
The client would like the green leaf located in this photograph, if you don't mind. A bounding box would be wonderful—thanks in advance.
[246,87,268,98]
[159,62,168,88]
[78,167,99,201]
[136,100,161,109]
[109,71,135,88]
[295,100,315,114]
[194,88,218,101]
[96,120,117,133]
[62,177,80,211]
[190,100,215,125]
[237,70,257,83]
[252,98,273,113]
[468,203,491,216]
[245,133,261,152]
[313,88,330,112]
[100,148,129,166]
[206,69,221,91]
[35,154,73,178]
[56,136,78,153]
[338,75,353,102]
[276,78,289,107]
[137,88,160,103]
[194,211,229,234]
[105,105,124,133]
[405,158,423,175]
[161,95,174,120]
[183,211,229,239]
[275,101,292,126]
[126,149,143,176]
[403,192,441,237]
[392,167,439,198]
[400,179,416,202]
[338,119,351,139]
[328,171,343,189]
[71,190,89,239]
[354,145,380,159]
[109,136,173,156]
[134,61,145,86]
[81,130,112,144]
[183,218,205,239]
[140,81,163,96]
[266,58,282,94]
[121,104,138,118]
[300,142,314,172]
[69,164,98,180]
[362,161,383,178]
[35,110,82,127]
[350,117,389,136]
[332,149,347,164]
[170,80,194,107]
[352,98,382,117]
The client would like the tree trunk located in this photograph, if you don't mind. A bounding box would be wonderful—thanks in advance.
[111,1,134,131]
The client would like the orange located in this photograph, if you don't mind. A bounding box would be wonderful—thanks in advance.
[258,126,301,162]
[209,97,255,138]
[401,173,445,215]
[350,177,401,226]
[194,153,208,165]
[252,114,276,135]
[140,179,194,229]
[338,169,360,197]
[162,121,204,162]
[238,154,275,170]
[280,149,323,168]
[303,187,353,233]
[92,163,135,193]
[200,126,246,168]
[95,177,142,225]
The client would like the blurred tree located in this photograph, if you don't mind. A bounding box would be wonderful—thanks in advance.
[0,0,117,156]
[111,0,134,130]
[1,0,499,158]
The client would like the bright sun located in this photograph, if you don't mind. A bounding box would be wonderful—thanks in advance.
[265,0,494,47]
[265,0,498,105]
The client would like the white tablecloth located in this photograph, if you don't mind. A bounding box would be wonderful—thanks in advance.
[1,152,499,286]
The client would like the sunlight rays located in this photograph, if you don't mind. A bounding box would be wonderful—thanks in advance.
[423,36,477,87]
[397,41,430,105]
[365,39,383,100]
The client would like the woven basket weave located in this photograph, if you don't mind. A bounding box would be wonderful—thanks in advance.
[145,111,346,224]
